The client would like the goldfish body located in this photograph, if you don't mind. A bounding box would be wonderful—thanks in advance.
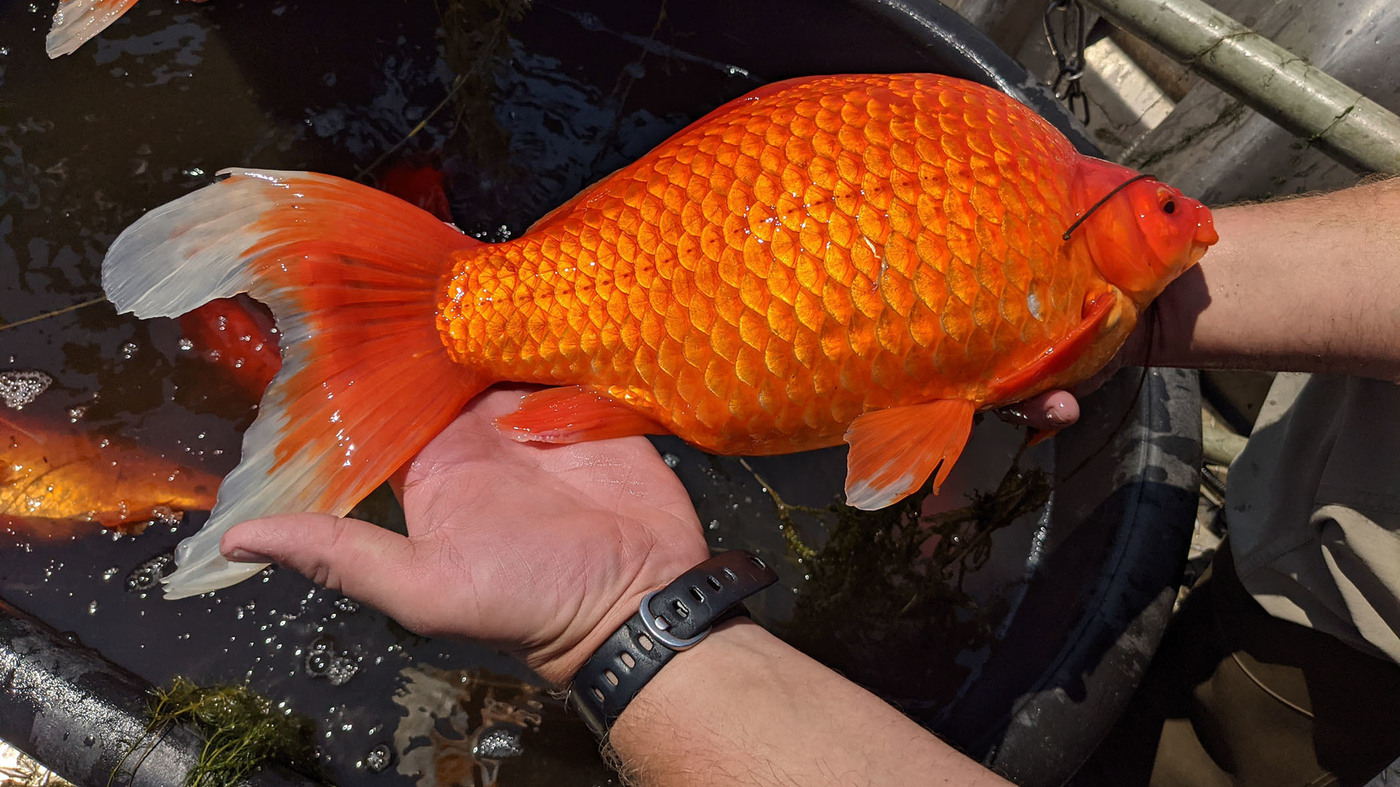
[102,74,1216,597]
[47,0,209,58]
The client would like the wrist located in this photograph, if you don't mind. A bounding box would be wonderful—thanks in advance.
[565,551,778,737]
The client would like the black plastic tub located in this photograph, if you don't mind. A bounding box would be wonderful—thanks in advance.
[0,1,1199,784]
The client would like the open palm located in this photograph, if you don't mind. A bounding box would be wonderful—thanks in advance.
[221,386,709,685]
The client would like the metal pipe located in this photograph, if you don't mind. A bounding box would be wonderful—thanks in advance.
[0,601,319,787]
[1083,0,1400,174]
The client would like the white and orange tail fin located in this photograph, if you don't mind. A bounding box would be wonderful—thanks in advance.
[103,169,487,598]
[47,0,139,57]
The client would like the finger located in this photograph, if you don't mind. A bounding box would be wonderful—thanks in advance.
[998,389,1081,431]
[221,513,425,619]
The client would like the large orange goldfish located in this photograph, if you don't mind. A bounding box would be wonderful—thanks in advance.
[47,0,210,58]
[103,74,1216,597]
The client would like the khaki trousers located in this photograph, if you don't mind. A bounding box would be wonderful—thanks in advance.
[1073,542,1400,787]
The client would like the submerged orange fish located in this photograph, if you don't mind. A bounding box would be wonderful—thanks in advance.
[103,74,1216,597]
[0,413,220,540]
[47,0,210,58]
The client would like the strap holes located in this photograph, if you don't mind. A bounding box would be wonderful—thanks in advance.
[723,568,737,581]
[604,669,619,686]
[671,600,690,618]
[706,576,723,591]
[620,652,636,669]
[748,555,767,569]
[638,634,654,650]
[591,687,605,702]
[690,587,706,603]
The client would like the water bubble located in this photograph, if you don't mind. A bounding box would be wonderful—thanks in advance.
[67,405,87,422]
[101,566,121,582]
[177,338,195,351]
[87,601,99,615]
[326,656,359,686]
[363,744,393,773]
[126,553,175,592]
[182,166,206,178]
[0,370,52,409]
[708,519,720,530]
[119,342,139,360]
[332,597,360,614]
[662,452,681,469]
[474,723,525,759]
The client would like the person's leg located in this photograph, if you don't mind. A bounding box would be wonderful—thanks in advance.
[1073,541,1400,787]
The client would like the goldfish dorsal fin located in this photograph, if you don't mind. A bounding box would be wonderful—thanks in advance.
[843,399,976,510]
[104,169,487,598]
[495,386,668,443]
[46,0,139,58]
[985,288,1127,403]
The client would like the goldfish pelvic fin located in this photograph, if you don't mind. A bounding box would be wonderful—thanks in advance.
[495,386,668,443]
[47,0,140,57]
[843,399,976,510]
[103,169,487,598]
[987,288,1125,402]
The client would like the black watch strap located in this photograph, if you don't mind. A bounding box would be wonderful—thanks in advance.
[570,551,778,736]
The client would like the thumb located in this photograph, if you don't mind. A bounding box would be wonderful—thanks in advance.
[221,513,422,619]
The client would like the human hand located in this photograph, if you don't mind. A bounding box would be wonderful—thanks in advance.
[219,386,710,685]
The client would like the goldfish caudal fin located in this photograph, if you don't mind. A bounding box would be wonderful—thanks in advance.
[46,0,139,58]
[103,169,487,598]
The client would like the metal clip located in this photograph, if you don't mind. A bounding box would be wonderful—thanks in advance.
[1044,0,1091,125]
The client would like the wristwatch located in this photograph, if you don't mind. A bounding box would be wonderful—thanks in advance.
[570,551,779,737]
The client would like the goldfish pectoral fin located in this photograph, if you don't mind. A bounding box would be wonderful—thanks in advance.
[495,386,668,443]
[987,288,1127,401]
[842,399,976,511]
[103,169,490,598]
[47,0,140,58]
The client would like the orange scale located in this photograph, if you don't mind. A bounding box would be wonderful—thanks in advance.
[734,344,767,388]
[856,205,890,245]
[733,153,762,187]
[831,178,862,217]
[811,129,839,161]
[828,211,859,251]
[682,331,711,368]
[688,294,717,334]
[783,137,815,171]
[656,212,684,249]
[714,282,744,326]
[739,272,771,315]
[716,245,743,290]
[789,110,818,140]
[836,125,869,157]
[753,170,784,207]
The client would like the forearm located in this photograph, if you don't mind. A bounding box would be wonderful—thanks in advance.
[607,619,1010,786]
[1150,176,1400,380]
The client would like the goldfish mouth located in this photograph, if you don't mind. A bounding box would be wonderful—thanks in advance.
[1188,240,1211,266]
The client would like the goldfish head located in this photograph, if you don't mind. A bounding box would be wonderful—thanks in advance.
[1069,157,1218,307]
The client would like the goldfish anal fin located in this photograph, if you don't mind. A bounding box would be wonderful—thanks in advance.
[103,169,488,598]
[47,0,140,58]
[987,288,1124,402]
[495,386,668,443]
[843,399,976,511]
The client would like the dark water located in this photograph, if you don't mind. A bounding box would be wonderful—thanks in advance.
[0,2,1134,785]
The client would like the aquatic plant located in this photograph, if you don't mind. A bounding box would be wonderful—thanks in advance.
[749,454,1051,701]
[124,678,319,787]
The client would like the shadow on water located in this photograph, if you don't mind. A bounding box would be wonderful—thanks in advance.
[0,1,1198,784]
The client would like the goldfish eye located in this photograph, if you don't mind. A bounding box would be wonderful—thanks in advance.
[1162,199,1177,215]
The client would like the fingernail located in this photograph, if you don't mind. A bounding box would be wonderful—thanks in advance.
[224,547,273,563]
[1043,402,1071,425]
